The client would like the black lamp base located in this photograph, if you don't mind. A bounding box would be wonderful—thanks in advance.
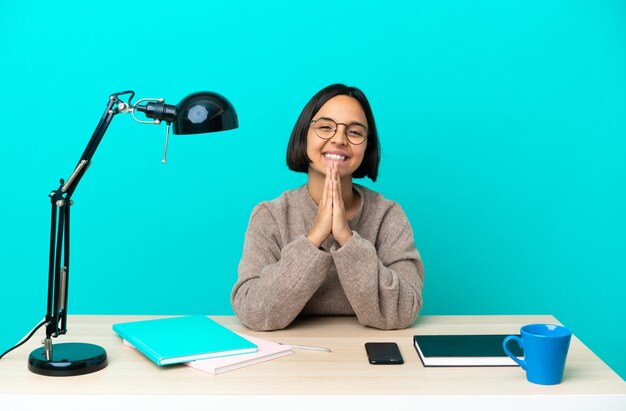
[28,342,108,376]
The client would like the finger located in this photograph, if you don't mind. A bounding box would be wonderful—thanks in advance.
[320,166,330,206]
[336,168,343,200]
[331,181,338,212]
[325,167,334,210]
[331,166,343,209]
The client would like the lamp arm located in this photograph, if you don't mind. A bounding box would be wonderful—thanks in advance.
[44,91,134,342]
[63,91,134,198]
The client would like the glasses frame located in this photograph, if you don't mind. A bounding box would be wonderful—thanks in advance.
[309,118,369,145]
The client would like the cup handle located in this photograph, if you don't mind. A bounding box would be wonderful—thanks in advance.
[503,335,526,369]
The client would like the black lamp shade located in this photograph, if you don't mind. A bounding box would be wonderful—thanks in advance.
[173,92,238,135]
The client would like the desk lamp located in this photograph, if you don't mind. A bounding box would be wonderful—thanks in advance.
[25,90,238,376]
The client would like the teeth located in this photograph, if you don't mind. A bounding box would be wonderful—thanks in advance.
[324,153,346,161]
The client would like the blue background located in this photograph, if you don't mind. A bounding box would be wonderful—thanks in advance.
[1,1,624,380]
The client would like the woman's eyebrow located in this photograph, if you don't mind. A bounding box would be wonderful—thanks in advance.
[348,121,367,128]
[317,116,367,128]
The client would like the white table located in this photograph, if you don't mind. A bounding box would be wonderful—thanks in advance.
[1,314,624,410]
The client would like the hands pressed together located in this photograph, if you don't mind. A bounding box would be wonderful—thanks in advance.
[307,162,354,248]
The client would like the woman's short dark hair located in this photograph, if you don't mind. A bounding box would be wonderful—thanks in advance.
[286,84,380,182]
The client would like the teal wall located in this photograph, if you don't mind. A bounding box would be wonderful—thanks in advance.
[1,1,624,379]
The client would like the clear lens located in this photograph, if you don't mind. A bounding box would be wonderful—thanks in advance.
[346,125,367,144]
[314,119,337,139]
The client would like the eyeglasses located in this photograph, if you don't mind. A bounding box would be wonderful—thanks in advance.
[310,118,368,145]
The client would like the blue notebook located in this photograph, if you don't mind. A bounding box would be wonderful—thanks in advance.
[112,315,258,366]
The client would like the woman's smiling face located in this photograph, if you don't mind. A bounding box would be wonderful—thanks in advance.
[306,95,368,178]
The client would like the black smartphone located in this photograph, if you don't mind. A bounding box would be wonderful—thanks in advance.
[365,342,404,364]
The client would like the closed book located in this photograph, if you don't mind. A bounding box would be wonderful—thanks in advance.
[112,315,257,366]
[413,334,523,367]
[124,334,292,375]
[185,334,292,374]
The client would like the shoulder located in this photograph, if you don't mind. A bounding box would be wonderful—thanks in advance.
[249,185,309,221]
[355,185,416,251]
[356,184,407,219]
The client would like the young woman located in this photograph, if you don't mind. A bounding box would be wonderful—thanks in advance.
[231,84,424,331]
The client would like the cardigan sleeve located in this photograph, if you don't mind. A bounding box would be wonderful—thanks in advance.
[231,204,333,331]
[331,203,424,329]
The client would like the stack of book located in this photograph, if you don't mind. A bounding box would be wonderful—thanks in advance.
[112,315,292,375]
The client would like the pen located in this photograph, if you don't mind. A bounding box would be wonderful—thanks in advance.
[279,343,332,352]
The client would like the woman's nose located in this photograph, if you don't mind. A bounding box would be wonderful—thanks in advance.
[329,125,349,145]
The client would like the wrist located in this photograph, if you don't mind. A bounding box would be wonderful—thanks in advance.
[307,229,326,248]
[336,230,354,247]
